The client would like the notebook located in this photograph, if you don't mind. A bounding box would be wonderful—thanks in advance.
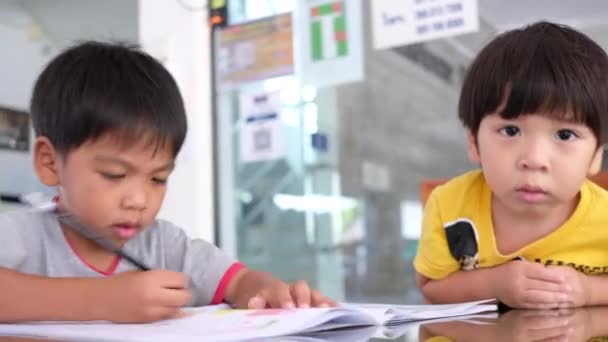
[0,299,496,341]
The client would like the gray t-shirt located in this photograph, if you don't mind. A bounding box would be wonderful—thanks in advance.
[0,209,240,306]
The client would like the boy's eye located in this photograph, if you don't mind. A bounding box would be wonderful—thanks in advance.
[556,129,578,141]
[100,172,125,181]
[152,177,167,185]
[499,125,520,137]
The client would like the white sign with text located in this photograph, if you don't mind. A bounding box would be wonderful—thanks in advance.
[240,91,285,163]
[372,0,478,49]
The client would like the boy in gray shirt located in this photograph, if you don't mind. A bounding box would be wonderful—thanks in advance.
[0,41,335,323]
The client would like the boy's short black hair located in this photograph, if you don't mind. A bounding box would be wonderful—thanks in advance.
[30,41,187,157]
[459,21,608,145]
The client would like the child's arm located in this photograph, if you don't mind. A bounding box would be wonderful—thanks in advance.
[417,260,570,309]
[0,267,94,322]
[0,267,191,323]
[223,268,336,309]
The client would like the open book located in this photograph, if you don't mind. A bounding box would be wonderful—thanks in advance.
[0,299,496,342]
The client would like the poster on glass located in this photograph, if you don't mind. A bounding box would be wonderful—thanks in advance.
[0,106,30,152]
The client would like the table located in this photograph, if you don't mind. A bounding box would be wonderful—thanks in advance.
[313,306,608,341]
[2,307,606,341]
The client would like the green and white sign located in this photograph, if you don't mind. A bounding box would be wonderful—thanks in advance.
[295,0,363,87]
[310,2,348,61]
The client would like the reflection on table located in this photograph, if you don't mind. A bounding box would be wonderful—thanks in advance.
[299,307,608,342]
[418,306,608,342]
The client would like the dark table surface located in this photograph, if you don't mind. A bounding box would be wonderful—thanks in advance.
[306,306,608,342]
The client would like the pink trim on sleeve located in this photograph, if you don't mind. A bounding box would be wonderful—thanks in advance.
[210,262,245,304]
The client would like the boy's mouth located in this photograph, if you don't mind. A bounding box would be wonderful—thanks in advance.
[515,185,547,203]
[112,223,141,240]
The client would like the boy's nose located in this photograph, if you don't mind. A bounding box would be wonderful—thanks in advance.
[121,190,148,211]
[517,140,550,171]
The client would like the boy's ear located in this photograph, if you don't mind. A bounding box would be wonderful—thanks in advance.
[466,130,481,163]
[588,145,604,176]
[33,137,61,186]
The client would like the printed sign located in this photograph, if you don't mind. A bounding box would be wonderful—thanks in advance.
[217,13,293,86]
[295,0,364,87]
[0,106,29,151]
[372,0,479,49]
[240,91,284,163]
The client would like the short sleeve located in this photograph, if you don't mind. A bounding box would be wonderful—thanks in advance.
[157,221,243,306]
[413,189,460,280]
[0,212,31,270]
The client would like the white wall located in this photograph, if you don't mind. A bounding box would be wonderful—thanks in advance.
[0,0,216,242]
[139,0,216,242]
[0,3,51,196]
[0,0,139,198]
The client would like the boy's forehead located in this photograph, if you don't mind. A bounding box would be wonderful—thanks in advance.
[83,132,175,160]
[495,89,583,122]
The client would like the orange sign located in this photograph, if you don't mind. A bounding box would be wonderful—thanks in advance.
[216,13,293,85]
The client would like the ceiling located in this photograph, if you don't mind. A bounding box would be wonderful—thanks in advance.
[2,0,608,62]
[478,0,608,49]
[0,0,138,50]
[479,0,608,31]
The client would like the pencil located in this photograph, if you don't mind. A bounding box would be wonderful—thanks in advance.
[56,213,150,271]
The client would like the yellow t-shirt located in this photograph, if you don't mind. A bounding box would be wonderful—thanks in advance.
[414,169,608,280]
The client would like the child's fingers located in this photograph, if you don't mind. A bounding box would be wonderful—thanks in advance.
[157,287,192,307]
[247,295,267,309]
[526,279,570,293]
[258,285,295,309]
[525,263,565,283]
[275,285,296,309]
[521,290,569,306]
[290,280,311,308]
[311,290,337,307]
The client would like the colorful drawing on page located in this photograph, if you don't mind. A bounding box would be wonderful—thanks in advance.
[212,308,290,316]
[248,309,291,316]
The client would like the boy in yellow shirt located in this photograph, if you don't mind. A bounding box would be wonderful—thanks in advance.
[414,21,608,309]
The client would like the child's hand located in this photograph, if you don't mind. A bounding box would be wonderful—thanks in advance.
[95,269,192,323]
[225,269,337,309]
[547,265,590,307]
[492,261,570,309]
[247,279,337,309]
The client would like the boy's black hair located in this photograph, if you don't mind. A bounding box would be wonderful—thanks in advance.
[459,21,608,145]
[30,41,187,157]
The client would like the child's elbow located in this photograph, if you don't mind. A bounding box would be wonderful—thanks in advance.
[415,272,440,304]
[418,285,441,304]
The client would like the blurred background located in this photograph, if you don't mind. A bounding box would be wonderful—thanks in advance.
[2,0,608,306]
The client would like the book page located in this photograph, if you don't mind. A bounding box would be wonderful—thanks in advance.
[0,300,497,341]
[345,298,497,323]
[0,305,374,342]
